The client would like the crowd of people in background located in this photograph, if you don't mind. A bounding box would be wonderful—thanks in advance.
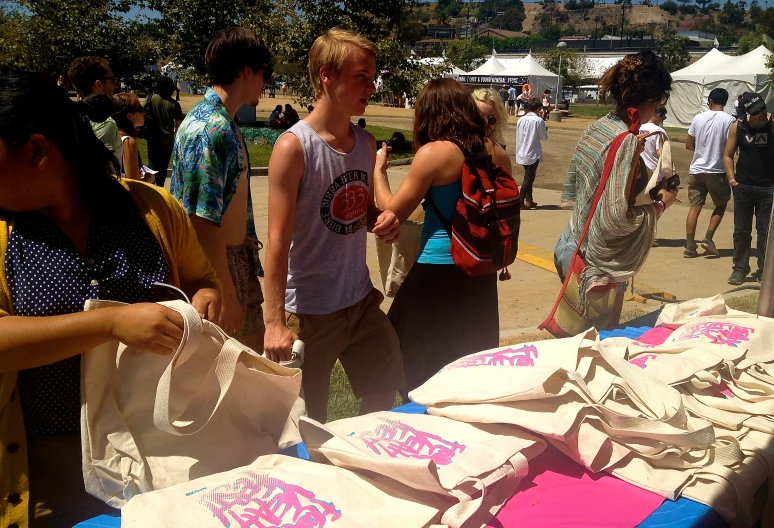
[1,25,773,527]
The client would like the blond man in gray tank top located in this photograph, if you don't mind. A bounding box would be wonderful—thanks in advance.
[263,29,404,422]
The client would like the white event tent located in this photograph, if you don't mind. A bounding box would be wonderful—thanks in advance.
[496,53,559,96]
[458,53,558,91]
[665,46,774,128]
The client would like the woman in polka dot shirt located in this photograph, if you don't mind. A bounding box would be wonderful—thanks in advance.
[0,73,223,527]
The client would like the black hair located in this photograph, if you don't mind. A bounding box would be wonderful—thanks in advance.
[708,88,729,106]
[205,26,273,86]
[526,97,542,113]
[599,50,672,110]
[357,118,366,127]
[156,76,176,99]
[67,56,112,96]
[0,72,120,196]
[274,105,282,112]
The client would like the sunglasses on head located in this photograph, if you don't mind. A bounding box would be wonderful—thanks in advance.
[487,115,497,126]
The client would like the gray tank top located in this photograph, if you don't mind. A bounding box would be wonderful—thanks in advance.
[283,120,374,314]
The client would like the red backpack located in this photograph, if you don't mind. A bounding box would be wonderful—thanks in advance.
[426,153,521,280]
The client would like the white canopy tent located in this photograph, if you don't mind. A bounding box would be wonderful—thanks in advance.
[665,46,774,128]
[458,53,558,92]
[466,54,507,76]
[495,53,558,97]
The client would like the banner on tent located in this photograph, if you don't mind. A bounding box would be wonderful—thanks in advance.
[458,75,529,85]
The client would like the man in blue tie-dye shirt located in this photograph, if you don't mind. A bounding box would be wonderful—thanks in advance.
[171,26,272,352]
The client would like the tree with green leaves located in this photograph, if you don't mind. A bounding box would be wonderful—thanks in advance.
[445,38,489,71]
[655,32,690,72]
[719,0,745,26]
[490,7,526,31]
[538,48,591,87]
[0,0,159,83]
[738,27,773,53]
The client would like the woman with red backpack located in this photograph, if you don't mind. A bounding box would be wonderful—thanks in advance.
[374,78,517,396]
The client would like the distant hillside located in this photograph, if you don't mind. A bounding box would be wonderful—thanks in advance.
[417,3,721,38]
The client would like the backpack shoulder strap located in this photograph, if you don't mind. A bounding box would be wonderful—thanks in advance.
[424,193,453,236]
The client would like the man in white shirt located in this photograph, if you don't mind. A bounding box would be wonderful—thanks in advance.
[639,106,667,173]
[515,98,548,209]
[685,88,735,258]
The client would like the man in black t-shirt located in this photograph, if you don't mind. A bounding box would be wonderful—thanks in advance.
[723,92,774,285]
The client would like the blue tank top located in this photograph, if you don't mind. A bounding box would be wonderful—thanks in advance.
[417,181,461,265]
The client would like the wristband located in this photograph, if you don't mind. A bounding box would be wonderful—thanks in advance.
[654,200,666,216]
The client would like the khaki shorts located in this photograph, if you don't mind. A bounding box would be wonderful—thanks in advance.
[226,242,265,336]
[286,288,405,422]
[688,172,732,207]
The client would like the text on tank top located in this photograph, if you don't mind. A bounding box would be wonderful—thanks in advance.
[736,116,774,187]
[282,120,375,315]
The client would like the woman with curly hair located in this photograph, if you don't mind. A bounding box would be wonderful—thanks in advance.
[472,87,509,150]
[374,78,512,395]
[554,50,678,328]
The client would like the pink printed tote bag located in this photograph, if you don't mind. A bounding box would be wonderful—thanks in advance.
[121,454,442,528]
[300,412,546,528]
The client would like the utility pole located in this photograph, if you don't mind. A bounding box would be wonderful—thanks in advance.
[620,0,626,50]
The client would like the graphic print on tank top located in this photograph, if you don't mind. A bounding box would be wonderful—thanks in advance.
[320,169,369,235]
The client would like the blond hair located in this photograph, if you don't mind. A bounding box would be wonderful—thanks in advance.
[472,88,508,147]
[308,28,378,99]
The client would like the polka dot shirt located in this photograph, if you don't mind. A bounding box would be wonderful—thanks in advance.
[6,185,170,436]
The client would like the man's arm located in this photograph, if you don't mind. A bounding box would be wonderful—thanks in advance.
[263,133,304,362]
[189,216,241,333]
[686,134,696,152]
[366,135,400,242]
[724,123,739,186]
[539,121,548,140]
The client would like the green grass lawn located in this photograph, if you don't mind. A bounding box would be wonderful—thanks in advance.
[136,123,413,170]
[327,362,404,422]
[569,103,614,119]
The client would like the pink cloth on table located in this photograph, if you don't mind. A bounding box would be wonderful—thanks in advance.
[633,326,674,346]
[488,444,665,528]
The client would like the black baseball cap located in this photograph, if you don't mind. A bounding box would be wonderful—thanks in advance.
[742,92,766,115]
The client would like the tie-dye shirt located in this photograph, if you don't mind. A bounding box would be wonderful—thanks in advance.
[171,88,262,274]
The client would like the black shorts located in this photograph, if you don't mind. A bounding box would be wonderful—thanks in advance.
[508,100,516,107]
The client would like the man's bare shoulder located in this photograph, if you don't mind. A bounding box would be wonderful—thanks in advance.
[272,131,304,156]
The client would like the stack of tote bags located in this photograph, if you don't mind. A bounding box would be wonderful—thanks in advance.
[410,300,774,528]
[100,296,774,527]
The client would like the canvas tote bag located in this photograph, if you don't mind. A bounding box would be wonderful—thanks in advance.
[633,131,675,206]
[81,299,304,507]
[375,168,424,297]
[299,412,546,528]
[122,454,443,528]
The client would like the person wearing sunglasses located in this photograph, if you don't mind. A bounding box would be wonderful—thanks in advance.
[67,56,122,165]
[723,92,774,285]
[171,26,272,352]
[112,92,155,183]
[516,97,548,209]
[556,51,677,330]
[472,87,508,150]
